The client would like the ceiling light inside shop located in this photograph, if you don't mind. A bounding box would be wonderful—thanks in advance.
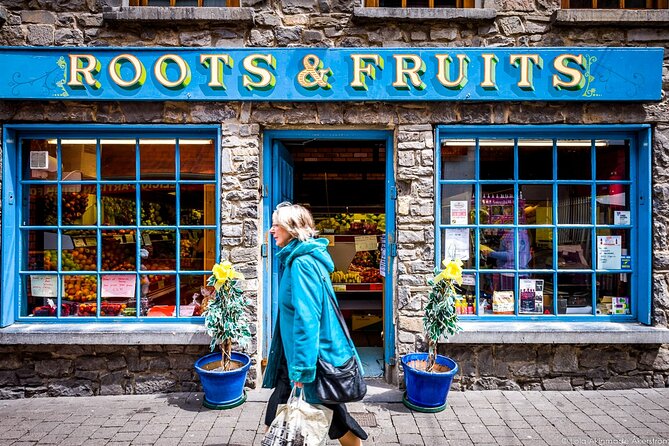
[441,139,608,147]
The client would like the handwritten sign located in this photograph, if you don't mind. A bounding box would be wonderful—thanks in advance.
[597,235,622,270]
[30,275,57,297]
[101,274,136,298]
[355,235,378,252]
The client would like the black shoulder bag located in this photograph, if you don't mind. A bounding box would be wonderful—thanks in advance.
[314,276,367,404]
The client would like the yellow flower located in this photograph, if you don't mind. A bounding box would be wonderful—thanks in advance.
[434,258,463,285]
[212,261,244,291]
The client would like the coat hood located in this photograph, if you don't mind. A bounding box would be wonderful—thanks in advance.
[277,238,335,273]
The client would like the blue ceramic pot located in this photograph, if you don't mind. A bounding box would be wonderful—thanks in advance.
[402,353,458,410]
[194,352,251,408]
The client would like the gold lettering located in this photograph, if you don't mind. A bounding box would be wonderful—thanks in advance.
[436,54,469,89]
[154,54,191,89]
[553,54,586,91]
[200,54,233,89]
[480,54,498,90]
[242,54,276,91]
[392,55,426,90]
[510,54,543,91]
[109,54,146,88]
[350,54,383,90]
[67,54,101,89]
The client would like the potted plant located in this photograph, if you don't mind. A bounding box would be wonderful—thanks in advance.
[401,258,462,413]
[194,261,252,410]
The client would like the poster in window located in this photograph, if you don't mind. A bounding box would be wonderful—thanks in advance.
[450,201,468,225]
[492,290,514,314]
[519,279,544,314]
[444,228,470,261]
[597,235,622,270]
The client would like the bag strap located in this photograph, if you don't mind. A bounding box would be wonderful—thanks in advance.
[320,275,354,345]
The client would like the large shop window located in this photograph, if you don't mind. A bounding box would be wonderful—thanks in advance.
[561,0,668,8]
[436,126,651,323]
[2,128,219,323]
[129,0,239,7]
[364,0,476,8]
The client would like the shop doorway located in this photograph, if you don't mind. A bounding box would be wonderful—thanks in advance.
[262,130,395,379]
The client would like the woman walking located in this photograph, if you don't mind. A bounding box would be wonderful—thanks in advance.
[263,202,368,446]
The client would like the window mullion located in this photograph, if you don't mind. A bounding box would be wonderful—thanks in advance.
[552,138,559,317]
[591,139,597,316]
[175,139,181,318]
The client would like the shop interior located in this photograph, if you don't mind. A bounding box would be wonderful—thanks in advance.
[282,139,387,378]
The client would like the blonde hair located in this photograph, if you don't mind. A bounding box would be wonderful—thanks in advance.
[272,202,318,242]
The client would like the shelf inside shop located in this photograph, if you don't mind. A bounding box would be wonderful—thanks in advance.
[338,300,382,311]
[332,283,383,292]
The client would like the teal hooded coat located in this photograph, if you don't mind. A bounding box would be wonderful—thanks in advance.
[262,237,362,403]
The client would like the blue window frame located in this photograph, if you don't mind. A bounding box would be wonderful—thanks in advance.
[1,125,220,324]
[435,125,651,323]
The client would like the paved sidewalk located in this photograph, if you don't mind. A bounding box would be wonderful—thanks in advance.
[1,382,669,446]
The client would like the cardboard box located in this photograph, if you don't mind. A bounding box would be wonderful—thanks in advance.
[352,314,382,331]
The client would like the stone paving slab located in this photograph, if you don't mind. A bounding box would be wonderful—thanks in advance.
[1,388,669,445]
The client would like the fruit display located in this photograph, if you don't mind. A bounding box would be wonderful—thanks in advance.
[102,196,135,225]
[181,209,204,225]
[349,263,383,283]
[63,275,97,302]
[62,247,97,271]
[102,230,135,271]
[32,303,75,317]
[61,190,93,225]
[316,213,385,235]
[77,302,127,317]
[330,270,362,283]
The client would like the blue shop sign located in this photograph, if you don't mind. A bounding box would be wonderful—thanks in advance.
[0,47,662,102]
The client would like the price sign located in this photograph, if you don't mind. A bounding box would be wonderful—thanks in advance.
[85,237,97,246]
[73,238,86,247]
[101,274,136,298]
[124,234,134,244]
[333,284,347,292]
[179,305,196,317]
[355,235,378,252]
[30,275,57,297]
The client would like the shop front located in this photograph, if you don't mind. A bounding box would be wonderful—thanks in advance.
[1,38,669,397]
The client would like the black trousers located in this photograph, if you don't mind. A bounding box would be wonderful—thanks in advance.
[264,357,368,441]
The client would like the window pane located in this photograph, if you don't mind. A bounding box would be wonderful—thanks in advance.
[557,273,592,315]
[141,185,176,226]
[102,185,136,226]
[62,185,97,225]
[519,276,551,315]
[596,229,630,270]
[140,140,175,180]
[23,275,58,317]
[481,185,514,224]
[181,229,216,271]
[525,228,553,269]
[379,0,401,6]
[141,230,176,271]
[23,139,57,181]
[557,229,591,269]
[596,184,630,225]
[455,275,476,315]
[203,0,227,5]
[596,140,629,181]
[440,184,474,225]
[597,274,631,315]
[101,140,136,180]
[144,275,177,317]
[180,139,215,180]
[406,0,429,6]
[480,273,515,315]
[100,274,136,317]
[62,231,97,271]
[102,230,136,271]
[480,229,515,270]
[61,141,96,180]
[181,184,216,225]
[557,142,591,180]
[480,140,514,180]
[558,185,591,224]
[23,185,57,226]
[26,230,57,271]
[179,274,209,316]
[518,141,553,180]
[442,229,473,269]
[568,0,592,6]
[520,184,552,225]
[440,140,475,180]
[63,275,98,306]
[598,0,618,7]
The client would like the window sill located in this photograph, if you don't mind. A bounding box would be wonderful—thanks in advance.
[102,6,254,24]
[0,323,210,345]
[447,321,669,344]
[553,9,669,26]
[352,7,496,23]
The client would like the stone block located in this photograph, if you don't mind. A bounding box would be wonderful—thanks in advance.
[498,16,525,36]
[398,316,423,334]
[54,28,84,45]
[77,13,103,27]
[0,371,19,386]
[26,24,54,46]
[148,357,171,372]
[35,359,73,378]
[281,0,318,14]
[599,375,650,390]
[493,0,533,11]
[47,379,94,397]
[542,377,572,391]
[249,29,274,47]
[553,345,578,373]
[0,355,23,370]
[21,10,57,24]
[134,374,178,394]
[76,357,106,371]
[254,12,282,27]
[180,30,211,47]
[303,29,324,43]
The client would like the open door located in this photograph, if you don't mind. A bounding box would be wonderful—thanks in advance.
[266,140,294,354]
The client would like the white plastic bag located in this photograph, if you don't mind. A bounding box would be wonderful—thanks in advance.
[262,386,333,446]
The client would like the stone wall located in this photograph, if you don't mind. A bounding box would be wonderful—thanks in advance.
[0,344,220,399]
[441,344,669,391]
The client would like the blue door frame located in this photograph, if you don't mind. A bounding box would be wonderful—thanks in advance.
[261,129,397,366]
